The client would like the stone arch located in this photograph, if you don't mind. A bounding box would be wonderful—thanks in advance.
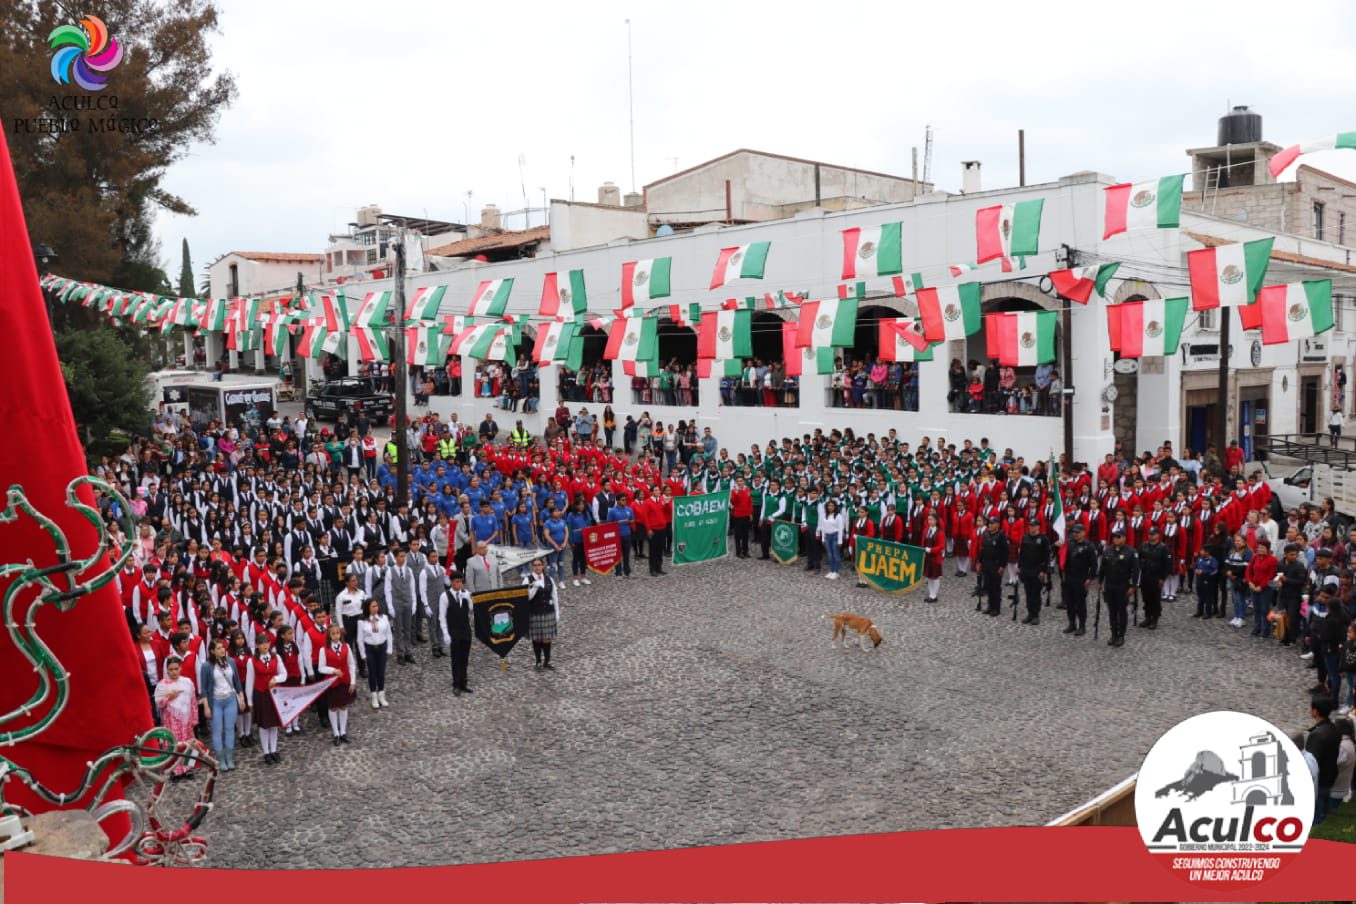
[1112,278,1162,305]
[848,303,903,363]
[656,318,697,367]
[750,310,785,363]
[980,280,1056,312]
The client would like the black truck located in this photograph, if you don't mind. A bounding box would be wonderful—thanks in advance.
[304,377,394,423]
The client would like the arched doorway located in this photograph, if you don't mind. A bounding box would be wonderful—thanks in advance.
[558,324,612,403]
[656,319,697,366]
[750,311,783,364]
[1245,789,1268,807]
[968,295,1059,417]
[832,304,912,411]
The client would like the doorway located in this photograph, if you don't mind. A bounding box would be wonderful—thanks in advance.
[1186,405,1210,457]
[1301,377,1320,434]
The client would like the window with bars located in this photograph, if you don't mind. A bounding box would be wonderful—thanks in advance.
[1314,201,1326,240]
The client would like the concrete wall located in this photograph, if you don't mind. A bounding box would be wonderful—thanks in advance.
[208,254,316,301]
[1182,166,1356,249]
[549,201,650,251]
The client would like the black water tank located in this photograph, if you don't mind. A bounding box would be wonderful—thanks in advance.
[1218,105,1263,145]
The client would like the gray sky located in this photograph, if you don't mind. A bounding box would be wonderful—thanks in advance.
[153,0,1356,280]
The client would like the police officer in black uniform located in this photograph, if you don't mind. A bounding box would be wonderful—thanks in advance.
[1061,522,1099,636]
[1137,525,1170,630]
[1099,528,1139,647]
[978,518,1009,617]
[1017,517,1052,626]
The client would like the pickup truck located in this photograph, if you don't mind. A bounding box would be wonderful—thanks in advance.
[304,377,393,423]
[1250,460,1356,529]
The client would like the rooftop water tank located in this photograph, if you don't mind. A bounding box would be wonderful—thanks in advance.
[1218,105,1262,145]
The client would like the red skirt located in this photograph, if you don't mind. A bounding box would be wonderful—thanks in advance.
[323,681,357,709]
[923,555,943,580]
[252,687,280,729]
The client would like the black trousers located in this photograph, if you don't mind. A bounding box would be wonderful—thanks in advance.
[982,568,1002,614]
[1283,595,1302,642]
[342,614,364,672]
[648,529,665,574]
[1020,573,1043,618]
[618,538,632,576]
[631,532,645,559]
[1105,585,1129,637]
[805,533,822,570]
[759,520,772,557]
[1063,580,1088,627]
[450,635,471,688]
[732,516,751,556]
[1140,580,1162,623]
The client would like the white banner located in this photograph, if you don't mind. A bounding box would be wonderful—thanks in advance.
[270,676,337,727]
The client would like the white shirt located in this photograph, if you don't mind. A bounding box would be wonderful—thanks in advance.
[356,614,394,656]
[209,661,235,699]
[334,588,366,620]
[817,511,846,537]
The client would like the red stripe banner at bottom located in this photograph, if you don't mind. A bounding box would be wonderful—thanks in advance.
[7,827,1354,902]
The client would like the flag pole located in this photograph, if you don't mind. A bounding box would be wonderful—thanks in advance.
[391,228,410,506]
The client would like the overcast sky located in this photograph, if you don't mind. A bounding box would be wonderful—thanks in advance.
[152,0,1356,281]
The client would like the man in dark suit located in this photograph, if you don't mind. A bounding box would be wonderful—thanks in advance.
[439,571,475,695]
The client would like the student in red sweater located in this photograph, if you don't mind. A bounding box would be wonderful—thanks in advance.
[729,477,753,558]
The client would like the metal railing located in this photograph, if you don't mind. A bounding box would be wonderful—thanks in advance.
[1260,433,1356,470]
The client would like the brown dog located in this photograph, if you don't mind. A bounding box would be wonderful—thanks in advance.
[823,612,883,650]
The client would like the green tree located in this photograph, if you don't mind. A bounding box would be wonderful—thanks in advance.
[56,327,153,454]
[178,237,194,297]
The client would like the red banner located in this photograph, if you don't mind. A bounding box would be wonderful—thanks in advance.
[583,522,621,575]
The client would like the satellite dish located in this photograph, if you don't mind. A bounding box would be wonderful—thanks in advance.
[655,224,674,237]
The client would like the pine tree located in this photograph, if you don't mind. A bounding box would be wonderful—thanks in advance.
[178,237,195,297]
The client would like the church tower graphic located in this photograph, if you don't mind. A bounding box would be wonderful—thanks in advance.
[1232,732,1295,806]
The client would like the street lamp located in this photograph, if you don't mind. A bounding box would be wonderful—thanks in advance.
[33,243,57,325]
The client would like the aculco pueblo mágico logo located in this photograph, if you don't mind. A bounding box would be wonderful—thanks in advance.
[1135,710,1312,888]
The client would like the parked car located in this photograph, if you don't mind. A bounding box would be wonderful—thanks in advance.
[1249,460,1355,530]
[304,377,393,422]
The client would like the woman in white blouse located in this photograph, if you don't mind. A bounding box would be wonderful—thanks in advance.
[816,500,847,580]
[196,640,245,771]
[356,597,394,709]
[135,623,159,721]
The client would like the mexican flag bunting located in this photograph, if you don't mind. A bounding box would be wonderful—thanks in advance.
[916,283,982,342]
[988,310,1057,366]
[1268,133,1356,177]
[264,313,291,357]
[295,319,323,357]
[710,242,771,288]
[604,313,658,362]
[1049,263,1121,304]
[354,290,391,326]
[1103,176,1184,238]
[1048,458,1065,546]
[976,199,1043,264]
[697,309,752,360]
[441,314,473,337]
[539,269,588,319]
[533,320,567,363]
[838,281,865,300]
[841,223,903,279]
[622,353,661,378]
[319,293,349,332]
[466,325,512,361]
[404,285,446,322]
[236,325,258,352]
[1106,297,1187,358]
[879,318,934,362]
[1257,280,1334,345]
[406,324,448,365]
[667,302,702,327]
[949,263,977,277]
[620,258,671,308]
[1187,238,1273,310]
[468,279,513,317]
[554,322,584,370]
[319,328,346,358]
[234,297,261,329]
[796,298,858,348]
[200,297,227,331]
[448,323,489,355]
[352,326,389,362]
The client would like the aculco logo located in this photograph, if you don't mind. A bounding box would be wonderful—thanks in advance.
[1136,711,1312,888]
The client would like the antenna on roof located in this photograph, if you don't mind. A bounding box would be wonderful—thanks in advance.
[570,155,575,203]
[518,153,529,228]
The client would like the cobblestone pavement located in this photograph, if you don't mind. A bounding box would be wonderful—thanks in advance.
[194,558,1310,869]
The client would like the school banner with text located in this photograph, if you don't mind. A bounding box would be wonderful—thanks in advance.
[854,535,925,594]
[583,522,622,575]
[672,491,729,565]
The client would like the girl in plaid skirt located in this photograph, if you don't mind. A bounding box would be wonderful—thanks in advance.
[526,557,559,671]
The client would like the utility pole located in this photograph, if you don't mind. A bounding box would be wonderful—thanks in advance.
[1060,245,1075,464]
[1018,129,1026,187]
[1217,307,1231,460]
[294,271,306,391]
[390,231,410,505]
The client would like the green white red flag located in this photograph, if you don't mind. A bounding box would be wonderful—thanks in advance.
[987,310,1056,366]
[406,323,448,365]
[1256,280,1334,345]
[1102,176,1184,238]
[710,242,770,288]
[1049,263,1120,304]
[1268,133,1356,177]
[620,258,671,308]
[468,279,513,317]
[539,269,587,319]
[916,283,982,342]
[1187,238,1273,310]
[878,318,934,361]
[1106,297,1187,358]
[796,298,857,348]
[697,309,752,360]
[405,285,446,322]
[841,223,903,279]
[976,199,1043,264]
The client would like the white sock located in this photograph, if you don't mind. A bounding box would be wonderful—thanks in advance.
[337,708,348,735]
[959,557,970,574]
[927,578,940,598]
[328,710,341,737]
[260,727,276,754]
[241,712,252,737]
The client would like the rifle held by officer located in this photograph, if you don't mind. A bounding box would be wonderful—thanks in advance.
[1093,585,1103,640]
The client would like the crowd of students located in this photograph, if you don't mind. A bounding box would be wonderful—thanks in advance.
[95,405,1356,813]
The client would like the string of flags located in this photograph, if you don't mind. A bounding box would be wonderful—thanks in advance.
[37,147,1344,373]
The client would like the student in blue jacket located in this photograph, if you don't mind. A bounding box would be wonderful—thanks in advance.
[565,498,594,586]
[607,492,636,578]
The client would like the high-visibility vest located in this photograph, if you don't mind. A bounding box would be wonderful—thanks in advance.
[438,437,458,459]
[511,428,531,449]
[384,441,398,463]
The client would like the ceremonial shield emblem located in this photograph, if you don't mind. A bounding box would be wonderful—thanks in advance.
[718,325,732,342]
[1131,189,1155,208]
[1001,216,1012,240]
[624,330,639,347]
[634,269,648,287]
[729,250,743,269]
[1287,304,1307,322]
[858,241,876,260]
[816,314,832,330]
[1220,264,1243,285]
[1145,320,1163,338]
[943,303,960,322]
[1020,331,1035,349]
[559,286,571,305]
[803,348,814,360]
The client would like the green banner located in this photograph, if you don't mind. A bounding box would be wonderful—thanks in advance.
[770,519,799,564]
[672,491,729,565]
[853,535,925,594]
